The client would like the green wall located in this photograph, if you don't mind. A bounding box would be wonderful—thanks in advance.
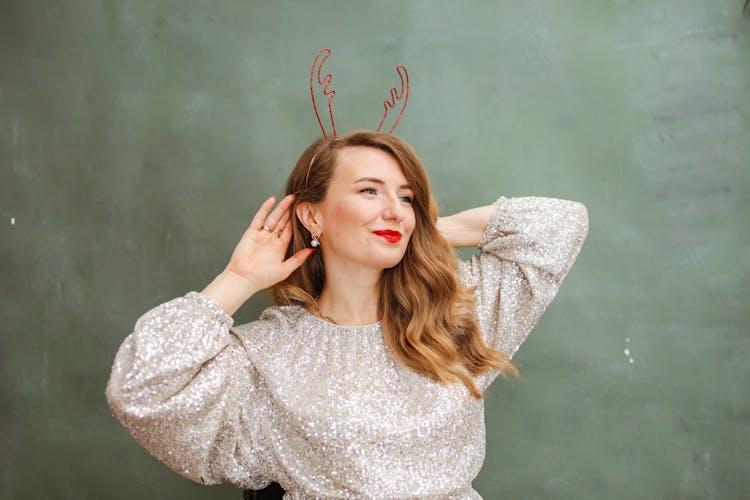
[2,1,748,498]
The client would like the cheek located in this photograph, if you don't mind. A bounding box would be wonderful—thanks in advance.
[406,209,417,235]
[326,201,366,237]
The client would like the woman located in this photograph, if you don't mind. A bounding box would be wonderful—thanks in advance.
[106,130,589,498]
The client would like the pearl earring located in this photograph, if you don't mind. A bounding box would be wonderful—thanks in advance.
[311,232,320,247]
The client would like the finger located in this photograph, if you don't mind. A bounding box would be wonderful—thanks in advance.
[249,196,277,231]
[275,207,292,232]
[265,194,295,230]
[281,248,315,277]
[278,218,293,245]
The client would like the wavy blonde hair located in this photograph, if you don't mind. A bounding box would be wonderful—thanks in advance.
[272,131,517,398]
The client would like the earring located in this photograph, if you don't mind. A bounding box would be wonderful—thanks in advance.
[311,232,320,248]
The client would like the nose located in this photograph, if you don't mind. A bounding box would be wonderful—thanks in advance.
[382,195,405,221]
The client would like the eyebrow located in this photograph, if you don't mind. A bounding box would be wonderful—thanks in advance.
[353,177,412,190]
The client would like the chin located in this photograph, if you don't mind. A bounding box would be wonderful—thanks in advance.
[342,240,410,270]
[368,253,407,271]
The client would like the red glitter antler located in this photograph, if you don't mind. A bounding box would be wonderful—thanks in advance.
[376,65,410,133]
[309,48,337,139]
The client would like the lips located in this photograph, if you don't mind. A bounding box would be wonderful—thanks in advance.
[372,230,402,243]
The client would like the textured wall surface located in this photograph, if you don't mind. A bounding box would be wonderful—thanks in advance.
[1,1,748,498]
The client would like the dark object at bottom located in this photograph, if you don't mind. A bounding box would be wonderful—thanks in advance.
[242,482,285,499]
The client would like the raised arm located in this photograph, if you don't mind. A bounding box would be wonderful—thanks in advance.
[106,194,312,486]
[447,196,589,387]
[105,292,270,486]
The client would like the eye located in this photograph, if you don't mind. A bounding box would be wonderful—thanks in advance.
[400,195,414,204]
[360,187,378,195]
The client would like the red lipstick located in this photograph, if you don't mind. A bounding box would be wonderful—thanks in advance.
[372,230,402,243]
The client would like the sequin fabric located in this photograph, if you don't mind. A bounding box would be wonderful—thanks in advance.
[106,196,589,499]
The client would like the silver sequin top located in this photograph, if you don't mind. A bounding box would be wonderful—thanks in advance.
[106,196,589,499]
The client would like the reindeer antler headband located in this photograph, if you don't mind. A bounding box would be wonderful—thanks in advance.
[309,47,410,138]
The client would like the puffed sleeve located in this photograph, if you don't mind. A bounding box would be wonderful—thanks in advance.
[457,196,589,383]
[105,291,272,488]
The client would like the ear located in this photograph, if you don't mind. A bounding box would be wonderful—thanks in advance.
[295,201,324,234]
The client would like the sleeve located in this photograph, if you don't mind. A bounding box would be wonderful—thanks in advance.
[105,291,272,488]
[457,196,589,369]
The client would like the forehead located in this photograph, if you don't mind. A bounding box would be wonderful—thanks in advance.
[332,146,408,184]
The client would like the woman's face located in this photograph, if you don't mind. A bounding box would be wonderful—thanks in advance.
[312,146,416,271]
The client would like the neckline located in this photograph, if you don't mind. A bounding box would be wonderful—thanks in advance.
[298,305,382,330]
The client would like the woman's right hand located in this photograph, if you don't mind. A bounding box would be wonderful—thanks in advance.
[223,194,314,294]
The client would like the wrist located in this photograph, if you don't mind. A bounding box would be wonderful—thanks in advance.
[436,216,460,247]
[220,268,261,295]
[200,270,259,316]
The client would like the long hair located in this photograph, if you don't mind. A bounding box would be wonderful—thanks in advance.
[272,130,517,398]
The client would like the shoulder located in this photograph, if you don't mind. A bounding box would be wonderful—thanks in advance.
[259,303,307,323]
[230,304,306,344]
[228,304,316,378]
